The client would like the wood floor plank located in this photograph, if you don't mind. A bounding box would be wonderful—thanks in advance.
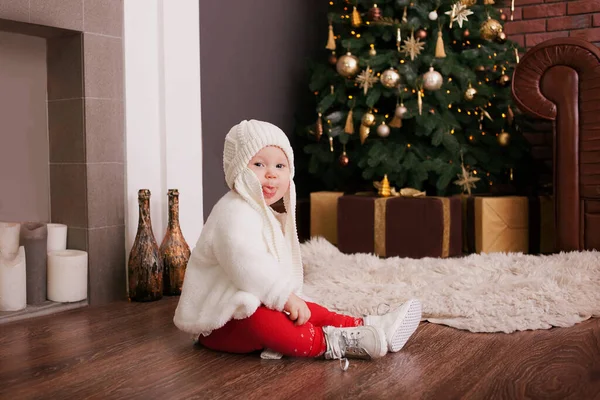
[0,296,599,399]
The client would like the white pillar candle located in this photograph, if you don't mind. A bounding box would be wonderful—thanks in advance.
[46,223,68,253]
[0,246,27,311]
[47,250,88,303]
[0,222,21,255]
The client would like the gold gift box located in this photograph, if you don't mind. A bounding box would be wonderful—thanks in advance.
[310,191,344,245]
[465,196,529,254]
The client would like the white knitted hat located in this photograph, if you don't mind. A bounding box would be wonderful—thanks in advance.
[222,119,304,296]
[223,120,295,190]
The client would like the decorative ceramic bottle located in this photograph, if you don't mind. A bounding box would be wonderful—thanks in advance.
[128,189,163,302]
[160,189,190,295]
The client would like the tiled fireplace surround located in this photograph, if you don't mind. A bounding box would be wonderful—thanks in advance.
[0,1,125,305]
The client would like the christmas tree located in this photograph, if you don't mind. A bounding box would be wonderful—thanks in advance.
[296,0,532,196]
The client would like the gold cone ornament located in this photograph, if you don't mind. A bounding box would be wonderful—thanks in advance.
[507,105,514,126]
[359,124,370,144]
[326,23,336,50]
[378,175,391,197]
[351,6,362,27]
[435,31,446,58]
[344,109,355,134]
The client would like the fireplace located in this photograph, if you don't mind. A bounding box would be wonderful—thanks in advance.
[0,0,125,320]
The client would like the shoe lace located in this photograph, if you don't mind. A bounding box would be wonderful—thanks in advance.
[337,330,372,371]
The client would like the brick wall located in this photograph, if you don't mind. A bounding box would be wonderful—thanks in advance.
[502,0,600,49]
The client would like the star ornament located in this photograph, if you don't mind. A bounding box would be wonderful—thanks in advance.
[445,2,473,29]
[454,163,481,195]
[355,66,379,95]
[401,33,425,61]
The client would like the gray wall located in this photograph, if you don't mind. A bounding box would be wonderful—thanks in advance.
[200,0,327,218]
[0,31,49,223]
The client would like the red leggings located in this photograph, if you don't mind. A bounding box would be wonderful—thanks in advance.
[198,302,363,358]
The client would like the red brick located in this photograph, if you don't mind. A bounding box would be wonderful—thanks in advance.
[547,15,591,31]
[523,3,566,19]
[525,31,569,47]
[568,0,600,15]
[505,19,546,35]
[594,14,600,26]
[544,0,564,3]
[515,0,543,5]
[500,7,523,21]
[508,34,525,47]
[570,27,600,42]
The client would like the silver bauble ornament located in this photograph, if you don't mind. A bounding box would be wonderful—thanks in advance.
[423,67,443,91]
[380,68,401,88]
[428,10,438,21]
[336,52,359,78]
[361,111,376,127]
[395,104,408,118]
[376,123,391,137]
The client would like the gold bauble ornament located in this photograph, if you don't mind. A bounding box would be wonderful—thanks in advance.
[461,0,477,6]
[496,31,507,43]
[361,111,376,126]
[369,47,377,57]
[380,68,401,88]
[423,67,443,91]
[336,52,359,78]
[475,65,486,72]
[480,17,503,41]
[498,74,511,86]
[464,84,477,101]
[497,130,510,147]
[376,122,391,137]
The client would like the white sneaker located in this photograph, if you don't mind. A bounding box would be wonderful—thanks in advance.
[323,325,387,360]
[364,299,422,352]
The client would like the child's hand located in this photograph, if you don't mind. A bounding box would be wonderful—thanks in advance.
[284,293,311,326]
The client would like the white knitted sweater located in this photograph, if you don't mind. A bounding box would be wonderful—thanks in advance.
[173,176,304,336]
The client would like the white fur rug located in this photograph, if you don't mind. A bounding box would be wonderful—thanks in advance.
[301,237,600,333]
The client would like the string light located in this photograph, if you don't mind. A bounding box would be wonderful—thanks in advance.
[451,129,455,134]
[469,135,474,141]
[407,143,411,148]
[348,95,353,99]
[446,90,451,94]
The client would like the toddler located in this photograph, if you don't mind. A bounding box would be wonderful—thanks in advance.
[174,120,421,364]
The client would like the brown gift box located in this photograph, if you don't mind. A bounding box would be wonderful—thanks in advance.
[464,196,529,254]
[337,195,462,259]
[310,191,344,245]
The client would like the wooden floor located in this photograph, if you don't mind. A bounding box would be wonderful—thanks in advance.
[1,297,599,400]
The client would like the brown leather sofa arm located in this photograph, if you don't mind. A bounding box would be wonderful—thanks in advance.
[511,38,600,252]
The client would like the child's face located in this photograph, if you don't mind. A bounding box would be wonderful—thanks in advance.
[247,146,291,206]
